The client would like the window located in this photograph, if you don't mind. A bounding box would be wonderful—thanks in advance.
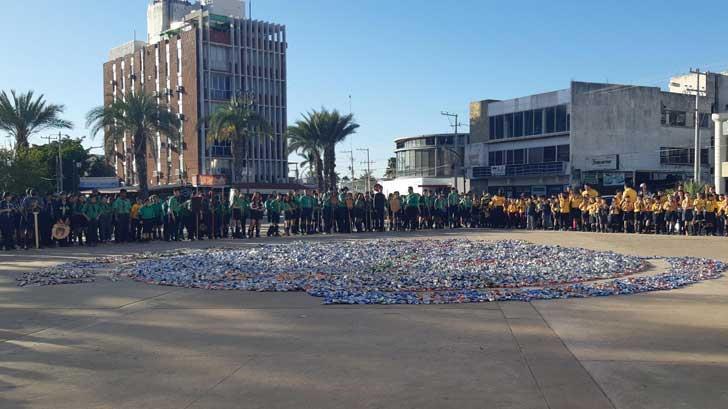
[545,107,556,133]
[489,117,496,139]
[489,151,495,165]
[555,105,568,132]
[495,116,504,139]
[513,149,525,164]
[543,146,556,162]
[557,144,570,162]
[528,147,544,164]
[660,147,710,165]
[506,150,514,165]
[699,113,711,129]
[663,110,687,127]
[209,45,230,71]
[494,150,504,165]
[396,142,404,149]
[505,113,514,138]
[426,137,435,146]
[533,109,543,134]
[209,73,231,100]
[513,112,524,137]
[524,110,534,136]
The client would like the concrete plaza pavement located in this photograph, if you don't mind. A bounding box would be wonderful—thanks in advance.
[0,230,726,409]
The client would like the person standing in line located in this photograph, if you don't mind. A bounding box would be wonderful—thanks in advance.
[373,185,386,232]
[82,195,103,247]
[112,190,131,243]
[248,192,264,238]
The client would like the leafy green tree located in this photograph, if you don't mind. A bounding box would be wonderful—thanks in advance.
[0,90,72,152]
[26,138,89,192]
[86,92,180,198]
[0,148,53,194]
[384,157,397,179]
[207,96,271,184]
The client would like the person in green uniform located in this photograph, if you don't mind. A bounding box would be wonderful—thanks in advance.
[337,188,349,233]
[322,190,335,234]
[353,192,366,232]
[405,187,421,231]
[112,190,132,243]
[82,195,103,246]
[299,190,316,235]
[265,193,282,237]
[139,198,157,242]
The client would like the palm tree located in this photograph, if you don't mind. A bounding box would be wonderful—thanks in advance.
[288,112,325,190]
[86,91,180,198]
[289,109,359,191]
[207,96,271,184]
[318,109,359,191]
[0,90,72,152]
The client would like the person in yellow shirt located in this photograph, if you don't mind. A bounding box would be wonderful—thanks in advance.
[623,184,638,203]
[662,196,677,235]
[705,194,717,236]
[569,191,583,231]
[491,191,506,228]
[609,196,622,233]
[582,184,600,199]
[130,198,142,242]
[693,193,706,235]
[651,195,663,234]
[633,196,644,233]
[558,192,570,231]
[621,196,634,233]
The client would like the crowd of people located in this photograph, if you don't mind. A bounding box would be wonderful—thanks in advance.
[1,182,727,251]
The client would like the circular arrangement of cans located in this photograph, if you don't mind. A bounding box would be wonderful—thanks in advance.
[16,240,726,304]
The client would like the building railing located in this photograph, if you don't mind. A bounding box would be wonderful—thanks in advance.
[472,161,567,179]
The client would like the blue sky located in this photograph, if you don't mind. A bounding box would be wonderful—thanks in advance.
[2,0,727,176]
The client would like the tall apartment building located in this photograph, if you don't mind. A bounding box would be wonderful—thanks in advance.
[104,0,287,188]
[466,74,728,196]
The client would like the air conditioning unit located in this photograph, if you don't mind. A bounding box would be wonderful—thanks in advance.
[165,88,174,96]
[176,85,186,94]
[129,73,137,80]
[178,113,186,121]
[153,171,164,178]
[152,90,160,97]
[108,80,117,86]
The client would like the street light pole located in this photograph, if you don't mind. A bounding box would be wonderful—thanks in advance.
[357,148,374,192]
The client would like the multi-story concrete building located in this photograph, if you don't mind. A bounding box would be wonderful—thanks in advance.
[466,74,728,196]
[104,0,287,189]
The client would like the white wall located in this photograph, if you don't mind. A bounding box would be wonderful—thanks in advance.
[202,0,245,18]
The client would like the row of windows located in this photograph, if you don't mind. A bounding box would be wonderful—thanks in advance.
[659,147,710,165]
[489,105,569,140]
[488,145,570,166]
[395,135,467,150]
[661,110,711,128]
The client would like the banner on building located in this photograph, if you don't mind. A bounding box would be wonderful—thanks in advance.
[79,177,121,189]
[490,165,506,176]
[603,172,625,186]
[586,154,618,170]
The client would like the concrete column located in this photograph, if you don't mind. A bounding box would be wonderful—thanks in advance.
[712,113,727,194]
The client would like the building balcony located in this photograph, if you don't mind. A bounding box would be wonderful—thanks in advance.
[472,161,568,179]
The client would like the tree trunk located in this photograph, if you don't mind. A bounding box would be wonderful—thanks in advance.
[231,135,242,185]
[323,144,336,192]
[134,133,149,199]
[316,155,325,192]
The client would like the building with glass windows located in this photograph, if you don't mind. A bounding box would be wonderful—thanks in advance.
[380,133,469,195]
[466,76,728,196]
[103,0,288,189]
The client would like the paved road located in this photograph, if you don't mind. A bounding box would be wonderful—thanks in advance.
[0,231,726,409]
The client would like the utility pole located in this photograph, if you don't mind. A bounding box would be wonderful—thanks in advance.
[689,68,708,183]
[42,133,64,193]
[357,148,375,192]
[441,111,464,192]
[341,149,356,190]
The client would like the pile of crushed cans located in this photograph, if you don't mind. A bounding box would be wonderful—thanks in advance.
[17,240,726,305]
